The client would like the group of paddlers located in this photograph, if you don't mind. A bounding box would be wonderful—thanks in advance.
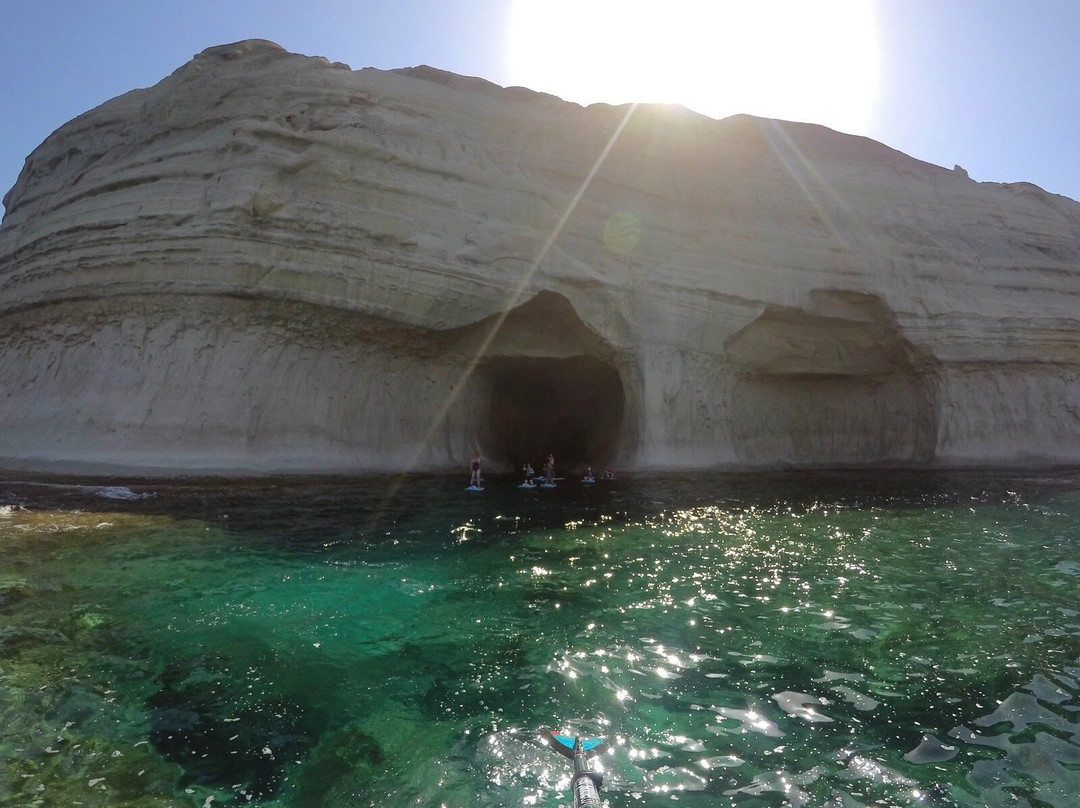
[469,451,614,490]
[522,453,556,484]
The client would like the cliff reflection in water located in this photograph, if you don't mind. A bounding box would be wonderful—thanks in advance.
[0,470,1078,807]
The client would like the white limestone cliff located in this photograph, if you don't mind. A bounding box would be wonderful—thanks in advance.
[1,39,1079,475]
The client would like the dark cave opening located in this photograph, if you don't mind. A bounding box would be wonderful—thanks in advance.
[482,355,625,471]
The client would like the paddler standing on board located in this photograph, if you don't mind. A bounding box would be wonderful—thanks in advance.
[470,450,483,488]
[544,453,555,485]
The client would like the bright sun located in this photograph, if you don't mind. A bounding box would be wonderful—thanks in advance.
[506,0,880,135]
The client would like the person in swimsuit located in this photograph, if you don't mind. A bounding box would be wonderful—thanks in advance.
[544,453,555,485]
[470,451,482,487]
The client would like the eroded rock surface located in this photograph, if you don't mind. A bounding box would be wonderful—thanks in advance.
[1,39,1079,474]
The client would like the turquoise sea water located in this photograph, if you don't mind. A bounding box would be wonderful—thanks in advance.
[1,471,1079,807]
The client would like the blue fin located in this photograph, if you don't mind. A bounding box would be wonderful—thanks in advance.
[548,731,608,758]
[549,732,575,755]
[581,737,607,754]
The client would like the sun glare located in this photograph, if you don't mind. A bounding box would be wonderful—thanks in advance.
[506,0,880,135]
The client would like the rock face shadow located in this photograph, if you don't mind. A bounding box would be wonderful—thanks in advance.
[724,290,939,467]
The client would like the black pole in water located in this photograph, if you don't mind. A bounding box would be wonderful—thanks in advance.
[548,731,609,808]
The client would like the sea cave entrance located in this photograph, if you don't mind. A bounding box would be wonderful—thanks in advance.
[481,355,625,471]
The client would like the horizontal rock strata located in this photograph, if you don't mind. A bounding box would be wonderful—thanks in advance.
[1,39,1079,474]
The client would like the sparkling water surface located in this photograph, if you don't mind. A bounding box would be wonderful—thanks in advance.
[1,470,1079,807]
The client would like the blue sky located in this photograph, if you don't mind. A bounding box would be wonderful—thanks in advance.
[3,0,1080,208]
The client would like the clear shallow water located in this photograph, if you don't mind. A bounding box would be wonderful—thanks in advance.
[1,471,1079,808]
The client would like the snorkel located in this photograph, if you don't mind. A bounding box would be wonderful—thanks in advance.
[548,731,609,808]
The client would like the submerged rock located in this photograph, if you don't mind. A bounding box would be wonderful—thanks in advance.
[1,39,1079,475]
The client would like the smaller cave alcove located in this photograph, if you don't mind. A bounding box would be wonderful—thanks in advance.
[724,290,939,467]
[480,355,624,470]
